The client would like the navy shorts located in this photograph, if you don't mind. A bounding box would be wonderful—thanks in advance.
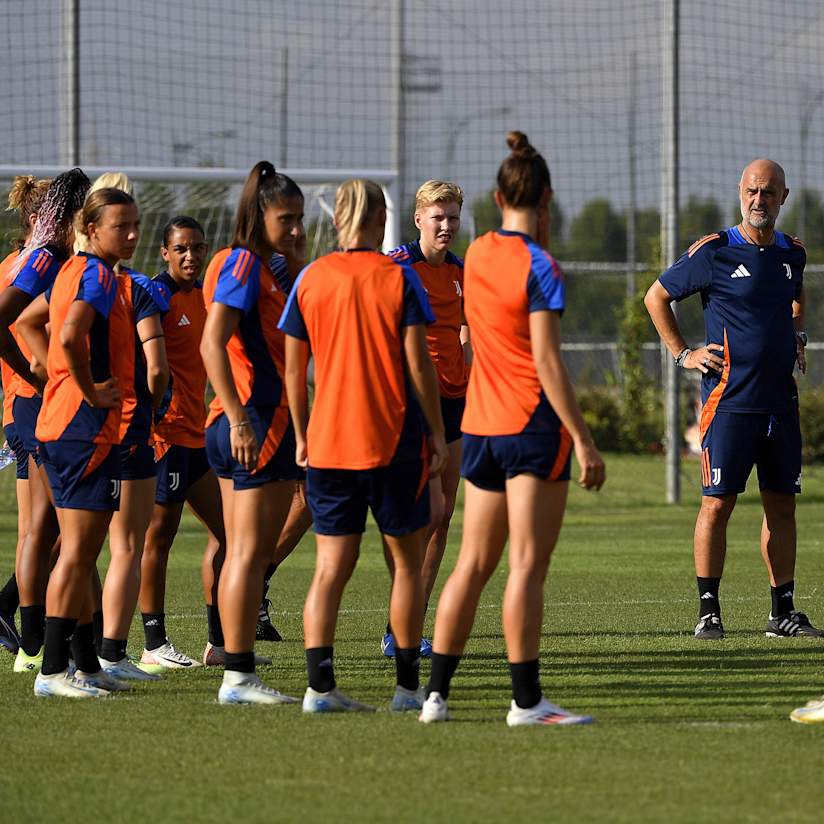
[441,395,466,445]
[700,410,801,496]
[205,406,303,490]
[155,444,212,504]
[307,460,430,537]
[3,423,29,480]
[40,440,121,511]
[119,443,156,481]
[12,395,43,465]
[461,430,572,492]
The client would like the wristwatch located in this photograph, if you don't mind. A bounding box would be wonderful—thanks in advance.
[796,331,808,347]
[674,348,691,367]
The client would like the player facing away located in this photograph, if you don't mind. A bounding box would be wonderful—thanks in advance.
[382,180,470,659]
[32,187,139,698]
[419,132,605,727]
[200,161,301,704]
[280,178,447,714]
[0,169,90,674]
[139,216,228,670]
[644,158,821,641]
[0,175,50,656]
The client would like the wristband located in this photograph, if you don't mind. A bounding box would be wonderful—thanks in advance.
[229,420,251,430]
[796,331,808,347]
[674,348,691,368]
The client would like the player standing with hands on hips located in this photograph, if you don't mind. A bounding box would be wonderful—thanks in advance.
[645,159,820,641]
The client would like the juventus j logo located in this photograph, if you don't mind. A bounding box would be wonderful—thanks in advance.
[784,263,792,279]
[169,472,180,492]
[454,280,462,296]
[110,479,121,499]
[711,468,722,486]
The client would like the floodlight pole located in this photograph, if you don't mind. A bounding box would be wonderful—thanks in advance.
[662,0,681,503]
[61,0,80,166]
[389,0,404,250]
[627,50,638,297]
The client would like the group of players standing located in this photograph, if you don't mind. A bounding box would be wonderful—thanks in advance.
[0,131,606,725]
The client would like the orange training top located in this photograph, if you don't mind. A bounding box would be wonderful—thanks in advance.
[388,241,468,398]
[278,249,435,470]
[461,230,566,436]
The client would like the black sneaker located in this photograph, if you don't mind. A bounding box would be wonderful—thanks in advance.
[694,613,724,640]
[766,611,824,638]
[0,610,20,654]
[255,598,283,642]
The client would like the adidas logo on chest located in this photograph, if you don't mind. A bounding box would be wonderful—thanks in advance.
[731,264,752,279]
[178,314,191,326]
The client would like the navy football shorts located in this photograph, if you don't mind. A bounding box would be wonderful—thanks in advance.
[40,440,121,512]
[154,444,212,504]
[4,423,29,480]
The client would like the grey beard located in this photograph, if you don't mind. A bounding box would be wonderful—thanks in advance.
[746,213,772,230]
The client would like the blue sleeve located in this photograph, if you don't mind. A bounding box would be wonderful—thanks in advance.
[76,259,116,318]
[400,263,435,326]
[129,271,169,322]
[659,246,714,301]
[526,244,565,314]
[269,252,293,294]
[213,248,261,315]
[277,265,309,341]
[10,249,60,298]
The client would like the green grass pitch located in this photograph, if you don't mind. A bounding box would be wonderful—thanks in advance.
[1,454,823,822]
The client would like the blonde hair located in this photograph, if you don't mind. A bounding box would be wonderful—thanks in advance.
[74,171,135,253]
[334,179,385,249]
[414,179,464,211]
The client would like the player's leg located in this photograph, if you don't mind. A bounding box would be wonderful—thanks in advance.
[216,479,295,704]
[14,457,60,670]
[501,473,591,726]
[757,410,821,636]
[421,481,508,721]
[101,469,160,680]
[259,480,311,642]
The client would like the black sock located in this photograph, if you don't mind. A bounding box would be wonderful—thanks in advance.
[0,573,19,614]
[41,617,77,676]
[427,652,460,699]
[263,563,278,598]
[306,646,336,693]
[141,612,167,650]
[395,646,421,691]
[510,659,542,710]
[207,604,224,646]
[224,650,255,674]
[20,604,46,656]
[697,576,721,618]
[71,623,101,673]
[771,580,796,617]
[100,637,128,663]
[92,610,104,654]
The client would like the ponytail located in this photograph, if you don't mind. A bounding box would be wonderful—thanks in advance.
[7,175,50,248]
[334,179,385,249]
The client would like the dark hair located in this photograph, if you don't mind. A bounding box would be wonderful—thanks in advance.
[7,175,50,247]
[76,187,136,240]
[162,215,206,247]
[496,131,552,209]
[231,161,304,250]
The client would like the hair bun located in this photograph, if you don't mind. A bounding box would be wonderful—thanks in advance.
[258,160,276,179]
[506,130,536,159]
[7,175,37,211]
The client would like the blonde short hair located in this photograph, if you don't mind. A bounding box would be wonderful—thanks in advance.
[414,180,464,211]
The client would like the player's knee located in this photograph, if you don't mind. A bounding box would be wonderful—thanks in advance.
[700,494,736,522]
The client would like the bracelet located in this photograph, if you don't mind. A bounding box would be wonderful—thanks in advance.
[229,420,251,430]
[674,348,692,368]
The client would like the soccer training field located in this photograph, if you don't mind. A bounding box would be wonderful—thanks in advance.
[1,453,823,823]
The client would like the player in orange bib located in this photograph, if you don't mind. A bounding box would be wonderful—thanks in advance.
[31,187,140,698]
[200,161,301,704]
[139,216,228,670]
[0,175,50,656]
[0,169,90,673]
[280,178,447,713]
[383,179,469,658]
[420,132,605,726]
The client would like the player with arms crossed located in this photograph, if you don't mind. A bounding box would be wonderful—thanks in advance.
[420,132,604,727]
[382,180,469,658]
[645,159,819,640]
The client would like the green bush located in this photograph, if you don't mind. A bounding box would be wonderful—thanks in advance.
[577,385,622,451]
[800,384,824,463]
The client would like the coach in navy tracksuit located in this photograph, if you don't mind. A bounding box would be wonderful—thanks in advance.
[644,158,822,641]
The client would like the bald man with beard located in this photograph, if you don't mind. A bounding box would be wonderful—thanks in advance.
[645,159,822,641]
